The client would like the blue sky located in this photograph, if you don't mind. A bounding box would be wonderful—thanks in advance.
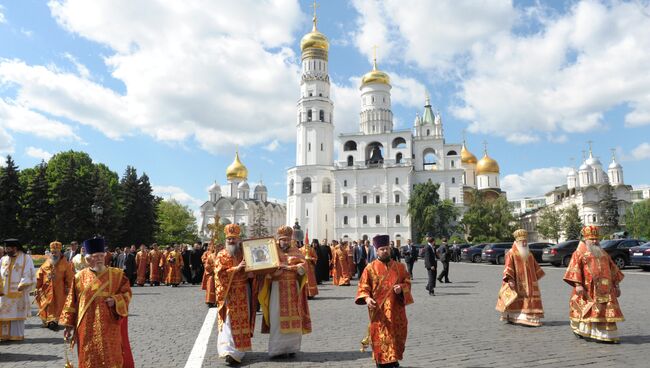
[1,0,649,215]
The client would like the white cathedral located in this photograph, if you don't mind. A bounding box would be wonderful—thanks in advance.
[286,15,503,245]
[198,152,286,241]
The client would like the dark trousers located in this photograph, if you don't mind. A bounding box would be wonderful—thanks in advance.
[356,261,367,279]
[438,261,450,282]
[406,261,415,279]
[426,267,437,293]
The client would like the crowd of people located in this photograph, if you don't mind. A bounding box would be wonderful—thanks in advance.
[0,223,627,367]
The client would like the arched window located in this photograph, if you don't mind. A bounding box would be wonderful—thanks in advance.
[450,160,455,167]
[426,129,430,136]
[343,140,357,151]
[343,195,348,205]
[362,215,368,225]
[395,177,399,184]
[392,137,407,148]
[289,179,294,196]
[447,150,458,156]
[375,215,381,224]
[451,177,456,184]
[307,110,312,121]
[343,216,348,225]
[319,110,324,122]
[396,152,402,164]
[395,215,401,224]
[322,178,331,193]
[423,148,437,170]
[395,194,400,203]
[347,155,354,167]
[592,214,597,223]
[302,178,312,194]
[375,195,380,204]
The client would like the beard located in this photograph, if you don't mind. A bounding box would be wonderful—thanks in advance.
[587,242,603,256]
[51,254,61,263]
[378,252,390,263]
[516,244,529,259]
[280,243,290,252]
[226,244,240,256]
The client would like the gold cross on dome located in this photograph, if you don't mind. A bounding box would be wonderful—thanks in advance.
[587,140,593,154]
[482,140,488,153]
[462,129,467,144]
[311,1,319,23]
[372,45,378,69]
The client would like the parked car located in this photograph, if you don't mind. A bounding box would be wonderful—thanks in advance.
[630,241,650,271]
[462,243,486,263]
[542,240,580,267]
[451,243,473,262]
[482,242,513,265]
[528,242,554,263]
[600,239,645,269]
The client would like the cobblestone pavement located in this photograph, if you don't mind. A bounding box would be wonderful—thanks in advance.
[1,263,649,367]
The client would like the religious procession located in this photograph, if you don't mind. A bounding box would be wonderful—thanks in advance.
[0,221,629,368]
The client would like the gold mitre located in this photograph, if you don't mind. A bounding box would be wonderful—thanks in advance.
[224,224,241,238]
[513,229,528,241]
[50,241,63,252]
[276,225,293,240]
[581,225,600,240]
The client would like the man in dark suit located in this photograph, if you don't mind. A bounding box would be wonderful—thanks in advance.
[424,233,438,296]
[437,238,451,283]
[64,241,79,262]
[403,239,418,279]
[352,241,367,279]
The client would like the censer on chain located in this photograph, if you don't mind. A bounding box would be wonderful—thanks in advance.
[64,337,74,368]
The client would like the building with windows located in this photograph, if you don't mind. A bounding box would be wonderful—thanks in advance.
[286,14,502,245]
[198,152,286,242]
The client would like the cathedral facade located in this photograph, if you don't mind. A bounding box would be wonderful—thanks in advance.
[286,16,502,245]
[199,152,286,242]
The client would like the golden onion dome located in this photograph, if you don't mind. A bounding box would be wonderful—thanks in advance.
[476,152,500,175]
[300,27,329,52]
[460,143,478,164]
[361,59,390,86]
[226,151,248,181]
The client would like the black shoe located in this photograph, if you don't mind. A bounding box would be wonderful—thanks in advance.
[288,353,296,358]
[429,291,435,296]
[445,280,452,283]
[224,355,239,365]
[47,321,59,331]
[437,278,443,283]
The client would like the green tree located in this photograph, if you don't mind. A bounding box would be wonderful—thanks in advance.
[156,199,198,244]
[118,168,159,246]
[249,204,269,237]
[21,161,52,248]
[625,199,650,240]
[92,165,121,243]
[407,180,460,241]
[536,207,562,243]
[48,151,96,242]
[462,189,515,242]
[599,183,619,234]
[136,173,159,244]
[561,204,583,240]
[0,155,23,240]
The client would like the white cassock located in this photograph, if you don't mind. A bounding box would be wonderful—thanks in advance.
[0,252,35,341]
[267,279,302,357]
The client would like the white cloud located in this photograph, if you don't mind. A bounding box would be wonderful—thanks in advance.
[630,142,650,161]
[352,1,650,142]
[263,139,280,152]
[0,128,13,154]
[62,53,90,79]
[25,146,53,161]
[0,98,79,140]
[0,5,6,24]
[502,167,573,198]
[153,185,204,208]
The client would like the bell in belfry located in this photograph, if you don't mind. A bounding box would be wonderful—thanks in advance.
[367,145,384,165]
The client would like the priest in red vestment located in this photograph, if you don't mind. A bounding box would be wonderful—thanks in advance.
[496,229,545,326]
[259,225,311,359]
[60,237,134,368]
[563,226,624,343]
[215,224,258,366]
[332,241,351,286]
[356,235,413,368]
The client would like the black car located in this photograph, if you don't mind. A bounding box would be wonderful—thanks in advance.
[542,240,580,267]
[482,242,512,265]
[451,243,473,262]
[528,242,554,263]
[600,239,645,269]
[461,243,486,263]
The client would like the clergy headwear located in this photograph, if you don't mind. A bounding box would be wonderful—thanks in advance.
[276,225,293,240]
[3,238,22,251]
[513,229,528,241]
[372,235,390,249]
[224,224,241,238]
[50,241,63,252]
[83,237,105,255]
[581,225,600,240]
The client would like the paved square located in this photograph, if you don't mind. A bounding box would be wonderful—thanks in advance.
[1,262,649,367]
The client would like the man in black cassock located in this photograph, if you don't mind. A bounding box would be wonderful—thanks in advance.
[315,239,331,283]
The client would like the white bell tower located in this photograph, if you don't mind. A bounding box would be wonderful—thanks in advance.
[286,3,335,241]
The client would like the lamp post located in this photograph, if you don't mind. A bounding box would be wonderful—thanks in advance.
[91,204,103,236]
